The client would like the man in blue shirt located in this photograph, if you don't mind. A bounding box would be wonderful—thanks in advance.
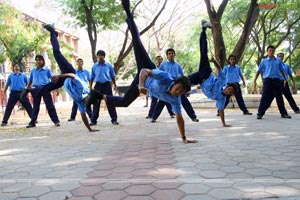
[1,64,32,126]
[146,55,174,119]
[87,0,196,143]
[89,50,118,126]
[27,24,98,132]
[25,55,60,128]
[276,53,300,114]
[220,54,252,115]
[253,46,291,119]
[188,21,238,127]
[151,49,199,123]
[68,58,92,121]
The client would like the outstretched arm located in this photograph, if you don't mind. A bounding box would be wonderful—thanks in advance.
[219,109,231,127]
[176,114,198,143]
[80,112,98,132]
[51,73,76,83]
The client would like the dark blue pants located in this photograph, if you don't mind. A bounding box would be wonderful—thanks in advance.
[188,28,211,85]
[224,83,249,113]
[152,95,196,120]
[2,91,32,124]
[258,78,287,116]
[106,12,156,106]
[147,96,174,118]
[276,81,299,112]
[91,82,118,123]
[29,86,60,124]
[70,101,92,119]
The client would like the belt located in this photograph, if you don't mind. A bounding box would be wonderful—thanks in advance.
[265,78,279,80]
[95,81,110,84]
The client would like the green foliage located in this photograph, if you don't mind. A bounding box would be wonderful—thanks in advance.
[0,3,47,71]
[58,0,125,30]
[294,76,300,90]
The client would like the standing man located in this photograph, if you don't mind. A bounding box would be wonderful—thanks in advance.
[219,55,252,115]
[146,55,174,119]
[89,50,119,125]
[25,55,60,128]
[68,58,92,121]
[1,64,33,126]
[253,46,291,119]
[151,48,199,123]
[276,53,300,114]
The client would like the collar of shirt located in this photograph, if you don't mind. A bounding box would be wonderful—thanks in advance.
[13,73,21,76]
[166,82,174,94]
[266,56,276,61]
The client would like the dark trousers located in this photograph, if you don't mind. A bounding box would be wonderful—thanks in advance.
[106,12,156,106]
[152,95,196,120]
[258,78,288,116]
[91,82,117,123]
[70,101,92,119]
[147,96,174,118]
[224,83,249,113]
[276,81,299,112]
[29,86,60,124]
[188,28,211,85]
[2,91,32,123]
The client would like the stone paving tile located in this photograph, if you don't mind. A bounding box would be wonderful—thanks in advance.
[2,100,300,199]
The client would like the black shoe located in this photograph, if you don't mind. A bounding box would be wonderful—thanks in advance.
[89,122,97,126]
[44,24,55,32]
[243,112,253,115]
[26,123,36,128]
[216,113,220,116]
[68,118,75,122]
[151,119,156,123]
[20,89,30,100]
[192,118,199,122]
[170,115,175,118]
[257,114,263,119]
[112,121,119,125]
[146,116,151,119]
[295,110,300,114]
[1,122,7,127]
[202,20,212,28]
[55,122,61,127]
[281,114,291,119]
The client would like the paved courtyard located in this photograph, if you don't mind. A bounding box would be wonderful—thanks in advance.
[1,95,300,200]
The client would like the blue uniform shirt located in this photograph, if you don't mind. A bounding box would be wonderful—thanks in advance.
[223,64,243,83]
[29,67,53,86]
[159,60,184,78]
[258,57,284,79]
[64,76,89,113]
[201,71,227,110]
[280,63,293,81]
[6,72,28,91]
[91,61,115,83]
[76,69,90,83]
[145,69,182,114]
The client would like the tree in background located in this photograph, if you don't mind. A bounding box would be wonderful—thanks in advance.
[0,3,47,71]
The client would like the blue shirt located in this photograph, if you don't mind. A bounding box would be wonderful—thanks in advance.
[280,63,293,81]
[91,61,115,83]
[159,60,184,78]
[64,76,89,113]
[258,57,284,79]
[76,69,90,83]
[6,72,28,91]
[201,71,227,110]
[145,69,182,114]
[29,67,53,86]
[223,64,243,83]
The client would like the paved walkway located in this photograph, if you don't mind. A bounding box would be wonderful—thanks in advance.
[1,96,300,200]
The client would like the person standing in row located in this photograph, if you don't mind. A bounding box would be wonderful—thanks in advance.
[253,45,291,119]
[1,64,33,126]
[25,55,60,128]
[218,55,252,116]
[146,55,174,119]
[68,58,92,121]
[151,48,199,123]
[89,50,119,125]
[276,53,300,114]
